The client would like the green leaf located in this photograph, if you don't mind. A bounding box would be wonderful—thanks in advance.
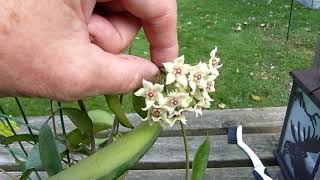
[50,121,162,180]
[62,108,93,134]
[66,128,90,147]
[19,141,66,180]
[191,136,210,180]
[117,171,128,180]
[0,134,38,145]
[132,94,147,118]
[105,95,134,129]
[88,110,113,133]
[39,124,63,176]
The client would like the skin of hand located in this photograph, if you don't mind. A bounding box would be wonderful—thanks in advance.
[0,0,178,101]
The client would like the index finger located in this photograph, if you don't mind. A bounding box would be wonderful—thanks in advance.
[120,0,178,67]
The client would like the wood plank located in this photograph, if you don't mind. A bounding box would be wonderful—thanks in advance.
[0,133,279,171]
[0,167,281,180]
[13,107,286,137]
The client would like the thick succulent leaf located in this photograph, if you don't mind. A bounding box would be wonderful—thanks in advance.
[39,124,63,176]
[105,95,134,129]
[191,136,210,180]
[50,121,162,180]
[62,108,93,134]
[1,134,38,145]
[132,94,148,118]
[88,110,113,133]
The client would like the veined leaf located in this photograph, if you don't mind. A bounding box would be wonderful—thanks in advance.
[88,110,113,133]
[0,134,38,145]
[105,95,134,129]
[133,94,147,118]
[62,108,93,134]
[39,124,63,176]
[191,136,210,180]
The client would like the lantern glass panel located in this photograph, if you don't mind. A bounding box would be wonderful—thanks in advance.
[279,86,320,179]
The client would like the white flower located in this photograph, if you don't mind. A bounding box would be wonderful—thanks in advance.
[205,75,216,93]
[188,62,211,92]
[143,104,169,124]
[163,56,191,87]
[209,47,222,71]
[164,92,192,113]
[194,98,211,117]
[166,115,187,127]
[134,79,164,109]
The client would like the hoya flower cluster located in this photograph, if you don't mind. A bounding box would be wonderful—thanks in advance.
[135,47,222,127]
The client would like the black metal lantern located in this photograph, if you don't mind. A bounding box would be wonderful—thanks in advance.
[275,68,320,180]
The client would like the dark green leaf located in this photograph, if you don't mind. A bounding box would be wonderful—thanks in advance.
[88,110,113,133]
[133,94,147,118]
[20,141,66,180]
[39,123,63,176]
[191,136,210,180]
[105,95,134,129]
[66,128,90,147]
[62,108,93,134]
[1,134,38,145]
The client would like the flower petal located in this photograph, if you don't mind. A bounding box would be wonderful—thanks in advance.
[145,99,155,109]
[134,88,146,97]
[166,73,176,85]
[153,84,164,92]
[142,79,153,89]
[175,55,185,65]
[163,62,175,73]
[210,47,217,58]
[177,76,188,87]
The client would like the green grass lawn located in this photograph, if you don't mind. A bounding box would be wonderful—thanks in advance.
[1,0,319,116]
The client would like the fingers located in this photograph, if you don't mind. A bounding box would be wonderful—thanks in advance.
[88,13,141,54]
[120,0,178,66]
[87,44,159,96]
[54,44,159,101]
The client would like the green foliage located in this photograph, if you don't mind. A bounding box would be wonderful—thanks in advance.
[50,121,162,180]
[20,140,66,179]
[191,136,210,180]
[88,109,113,133]
[66,128,90,147]
[132,94,147,118]
[38,124,63,176]
[0,134,38,145]
[62,108,93,134]
[105,95,134,129]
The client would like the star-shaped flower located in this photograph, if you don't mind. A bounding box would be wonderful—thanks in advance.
[143,104,169,126]
[164,92,192,113]
[193,98,211,117]
[134,79,164,109]
[188,62,211,92]
[166,115,187,127]
[209,47,222,71]
[163,56,191,87]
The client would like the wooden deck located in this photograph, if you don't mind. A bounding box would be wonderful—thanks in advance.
[0,107,286,179]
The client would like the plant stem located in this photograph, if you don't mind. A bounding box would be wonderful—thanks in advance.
[77,100,96,153]
[180,121,189,180]
[50,100,57,136]
[57,102,71,166]
[14,97,37,142]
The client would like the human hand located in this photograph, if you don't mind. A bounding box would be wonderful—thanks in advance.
[0,0,178,100]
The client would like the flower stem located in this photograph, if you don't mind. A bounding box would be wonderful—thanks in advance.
[180,121,189,180]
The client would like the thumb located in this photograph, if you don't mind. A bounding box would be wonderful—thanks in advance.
[74,44,159,98]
